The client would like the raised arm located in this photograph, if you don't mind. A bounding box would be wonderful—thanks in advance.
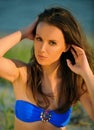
[67,45,94,121]
[0,19,38,83]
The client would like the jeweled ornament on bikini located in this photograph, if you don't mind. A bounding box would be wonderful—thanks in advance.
[40,110,51,122]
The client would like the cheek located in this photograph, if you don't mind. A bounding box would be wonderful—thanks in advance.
[34,42,39,53]
[34,44,38,59]
[49,48,63,60]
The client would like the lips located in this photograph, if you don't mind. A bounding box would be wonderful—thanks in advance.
[38,55,47,59]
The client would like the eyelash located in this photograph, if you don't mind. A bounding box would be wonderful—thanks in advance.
[35,36,57,46]
[49,41,56,46]
[35,37,42,41]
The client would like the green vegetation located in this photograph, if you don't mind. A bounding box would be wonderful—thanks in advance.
[4,39,33,62]
[0,85,14,130]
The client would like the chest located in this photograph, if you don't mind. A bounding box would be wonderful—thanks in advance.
[15,100,72,128]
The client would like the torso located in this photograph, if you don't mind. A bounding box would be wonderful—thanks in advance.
[12,64,69,130]
[14,118,66,130]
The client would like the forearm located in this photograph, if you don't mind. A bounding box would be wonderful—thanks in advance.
[83,70,94,106]
[0,31,23,57]
[0,19,38,57]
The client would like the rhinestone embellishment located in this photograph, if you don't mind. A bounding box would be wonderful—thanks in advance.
[40,110,51,122]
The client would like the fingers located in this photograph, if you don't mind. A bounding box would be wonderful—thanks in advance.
[31,18,39,36]
[71,46,77,59]
[66,59,72,66]
[28,18,38,34]
[25,18,39,40]
[66,59,74,71]
[70,45,84,58]
[31,18,38,29]
[72,45,84,54]
[20,18,39,40]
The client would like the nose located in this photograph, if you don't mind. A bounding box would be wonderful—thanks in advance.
[40,43,47,52]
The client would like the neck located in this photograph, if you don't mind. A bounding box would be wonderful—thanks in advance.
[42,61,60,79]
[41,61,62,98]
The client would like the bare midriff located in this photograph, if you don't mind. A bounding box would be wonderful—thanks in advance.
[14,117,66,130]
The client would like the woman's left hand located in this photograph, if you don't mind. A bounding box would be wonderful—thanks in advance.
[66,45,92,77]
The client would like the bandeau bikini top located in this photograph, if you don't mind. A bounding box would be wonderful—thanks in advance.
[15,100,72,128]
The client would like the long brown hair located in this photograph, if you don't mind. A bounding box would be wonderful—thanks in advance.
[27,7,94,113]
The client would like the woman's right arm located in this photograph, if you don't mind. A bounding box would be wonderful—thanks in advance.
[0,19,38,83]
[0,31,22,57]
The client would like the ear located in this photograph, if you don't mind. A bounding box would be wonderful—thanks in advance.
[64,44,70,52]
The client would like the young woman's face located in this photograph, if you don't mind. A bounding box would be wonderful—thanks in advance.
[34,22,68,66]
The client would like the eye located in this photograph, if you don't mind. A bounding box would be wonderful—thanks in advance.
[49,40,57,46]
[35,36,42,42]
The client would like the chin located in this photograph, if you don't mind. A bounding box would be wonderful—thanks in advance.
[38,62,49,66]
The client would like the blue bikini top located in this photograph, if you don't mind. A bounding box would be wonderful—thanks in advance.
[15,100,72,128]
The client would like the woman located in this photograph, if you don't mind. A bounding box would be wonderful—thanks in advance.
[0,7,94,130]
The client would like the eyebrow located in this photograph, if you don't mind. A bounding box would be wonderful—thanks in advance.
[35,33,40,36]
[35,33,58,42]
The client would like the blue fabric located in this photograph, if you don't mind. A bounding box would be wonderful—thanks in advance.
[15,100,72,128]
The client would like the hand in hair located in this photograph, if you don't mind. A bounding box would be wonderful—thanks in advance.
[21,18,38,40]
[66,45,92,77]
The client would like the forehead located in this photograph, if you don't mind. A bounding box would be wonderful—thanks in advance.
[36,22,65,41]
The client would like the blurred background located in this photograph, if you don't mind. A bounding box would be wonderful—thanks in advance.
[0,0,94,130]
